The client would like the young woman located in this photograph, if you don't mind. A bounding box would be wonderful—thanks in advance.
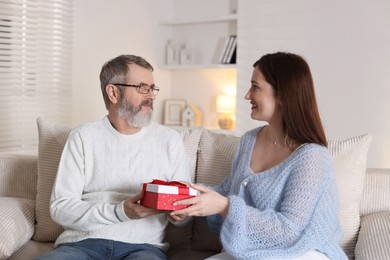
[171,52,347,260]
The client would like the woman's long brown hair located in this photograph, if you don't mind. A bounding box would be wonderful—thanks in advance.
[254,52,327,146]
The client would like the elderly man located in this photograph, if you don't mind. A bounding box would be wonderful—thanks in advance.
[35,55,190,260]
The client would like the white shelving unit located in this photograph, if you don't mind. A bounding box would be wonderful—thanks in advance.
[168,125,238,136]
[158,0,238,130]
[159,14,238,26]
[159,12,237,69]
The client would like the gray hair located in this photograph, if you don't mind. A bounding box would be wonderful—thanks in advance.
[99,54,154,109]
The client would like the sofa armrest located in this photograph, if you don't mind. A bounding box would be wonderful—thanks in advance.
[355,212,390,260]
[0,154,38,200]
[0,197,35,260]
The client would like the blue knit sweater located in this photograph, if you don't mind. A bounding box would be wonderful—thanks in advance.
[206,127,347,260]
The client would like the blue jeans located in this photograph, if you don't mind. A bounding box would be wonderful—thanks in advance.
[34,238,167,260]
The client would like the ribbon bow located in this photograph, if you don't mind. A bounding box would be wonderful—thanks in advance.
[149,179,187,187]
[143,179,191,195]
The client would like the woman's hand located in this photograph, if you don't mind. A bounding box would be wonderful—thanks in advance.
[170,183,229,218]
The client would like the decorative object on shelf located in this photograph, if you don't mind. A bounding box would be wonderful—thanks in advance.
[166,39,179,65]
[164,99,186,125]
[179,44,193,65]
[216,95,236,130]
[182,104,202,127]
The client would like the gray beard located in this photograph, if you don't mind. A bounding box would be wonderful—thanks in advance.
[117,98,153,128]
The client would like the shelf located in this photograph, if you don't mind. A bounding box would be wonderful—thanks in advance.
[159,63,236,70]
[166,125,237,136]
[159,14,238,26]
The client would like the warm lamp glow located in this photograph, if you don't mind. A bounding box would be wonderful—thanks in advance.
[216,95,236,114]
[216,95,235,130]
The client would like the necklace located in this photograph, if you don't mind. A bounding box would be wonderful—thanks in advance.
[268,127,282,145]
[268,126,298,151]
[271,134,287,145]
[268,127,289,147]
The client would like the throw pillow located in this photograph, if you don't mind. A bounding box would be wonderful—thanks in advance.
[33,118,71,241]
[176,127,203,182]
[196,129,240,185]
[0,197,35,259]
[328,134,372,259]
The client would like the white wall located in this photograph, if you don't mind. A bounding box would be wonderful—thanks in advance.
[72,0,236,129]
[236,0,390,168]
[71,0,172,127]
[72,0,390,168]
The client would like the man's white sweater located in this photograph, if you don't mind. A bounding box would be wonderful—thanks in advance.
[50,116,190,249]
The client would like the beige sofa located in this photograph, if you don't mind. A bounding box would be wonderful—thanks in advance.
[1,118,390,260]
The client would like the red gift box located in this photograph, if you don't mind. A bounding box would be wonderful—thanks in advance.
[140,180,197,210]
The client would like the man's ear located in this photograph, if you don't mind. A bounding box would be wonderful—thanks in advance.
[106,84,119,104]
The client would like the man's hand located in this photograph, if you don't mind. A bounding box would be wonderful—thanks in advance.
[123,191,161,219]
[167,211,187,223]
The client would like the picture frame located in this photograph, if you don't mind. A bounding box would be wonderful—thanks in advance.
[164,99,186,125]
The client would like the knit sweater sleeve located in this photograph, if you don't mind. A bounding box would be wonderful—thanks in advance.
[219,146,337,258]
[50,130,126,232]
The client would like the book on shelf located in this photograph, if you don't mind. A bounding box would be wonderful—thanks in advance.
[213,35,232,64]
[213,35,237,64]
[221,35,234,63]
[226,44,236,64]
[223,35,237,64]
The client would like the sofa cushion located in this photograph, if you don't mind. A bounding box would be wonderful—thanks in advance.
[7,240,54,260]
[355,212,390,260]
[167,249,217,260]
[328,134,372,259]
[0,197,35,259]
[165,221,194,252]
[192,218,222,252]
[33,118,71,241]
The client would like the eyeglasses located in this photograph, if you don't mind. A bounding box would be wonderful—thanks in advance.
[112,83,159,96]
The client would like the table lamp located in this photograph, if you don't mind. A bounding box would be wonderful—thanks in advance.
[216,95,235,130]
